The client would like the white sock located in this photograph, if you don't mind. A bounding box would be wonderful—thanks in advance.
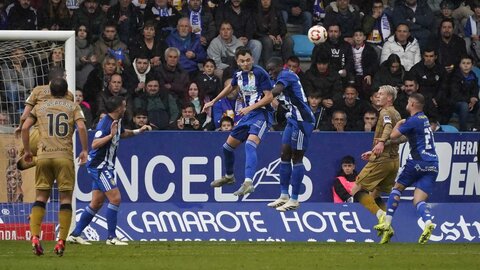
[244,178,253,183]
[376,209,385,219]
[226,174,234,178]
[425,220,432,227]
[280,194,289,200]
[385,215,392,226]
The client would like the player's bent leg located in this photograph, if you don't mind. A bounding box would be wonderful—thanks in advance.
[69,191,105,244]
[104,188,128,245]
[212,136,241,187]
[233,181,255,196]
[414,189,434,244]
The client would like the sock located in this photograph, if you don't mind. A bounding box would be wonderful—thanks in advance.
[244,140,258,180]
[385,189,402,225]
[30,201,46,237]
[375,196,386,211]
[354,190,381,215]
[106,203,119,239]
[279,161,292,196]
[290,162,305,201]
[58,204,72,240]
[222,143,235,175]
[416,201,432,225]
[72,206,98,237]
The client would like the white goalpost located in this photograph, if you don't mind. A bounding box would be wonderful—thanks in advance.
[0,31,76,241]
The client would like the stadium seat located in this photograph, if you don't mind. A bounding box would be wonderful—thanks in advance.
[291,35,314,60]
[440,124,459,133]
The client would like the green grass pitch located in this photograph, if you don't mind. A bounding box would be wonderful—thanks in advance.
[1,241,480,270]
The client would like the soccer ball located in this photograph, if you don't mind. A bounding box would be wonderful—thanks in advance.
[308,25,328,45]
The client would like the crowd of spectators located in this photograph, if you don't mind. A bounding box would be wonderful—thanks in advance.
[0,0,479,131]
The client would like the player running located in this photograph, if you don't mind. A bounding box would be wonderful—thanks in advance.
[203,46,274,196]
[374,93,439,244]
[265,57,315,211]
[22,78,89,256]
[67,96,151,245]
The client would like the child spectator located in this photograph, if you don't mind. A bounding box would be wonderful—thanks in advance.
[217,116,234,131]
[332,155,357,203]
[196,59,222,100]
[75,89,93,129]
[307,91,325,131]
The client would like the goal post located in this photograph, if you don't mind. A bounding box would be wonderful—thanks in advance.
[0,30,77,241]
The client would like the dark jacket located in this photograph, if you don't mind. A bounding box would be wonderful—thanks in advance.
[7,2,44,30]
[71,4,107,42]
[435,34,467,69]
[133,91,179,130]
[312,39,355,80]
[254,4,287,38]
[324,2,362,38]
[195,73,222,100]
[144,3,181,38]
[106,3,144,44]
[332,99,372,131]
[409,61,448,101]
[215,2,256,40]
[302,66,343,100]
[155,64,190,100]
[128,36,168,64]
[372,63,405,91]
[450,70,479,103]
[353,43,379,77]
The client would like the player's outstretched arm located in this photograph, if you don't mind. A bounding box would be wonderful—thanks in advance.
[121,125,152,138]
[91,120,118,149]
[21,117,35,163]
[203,84,234,113]
[390,119,406,139]
[15,104,34,138]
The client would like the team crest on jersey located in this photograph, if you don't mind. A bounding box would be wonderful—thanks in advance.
[383,115,391,124]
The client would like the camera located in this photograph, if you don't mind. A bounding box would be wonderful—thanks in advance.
[183,118,193,125]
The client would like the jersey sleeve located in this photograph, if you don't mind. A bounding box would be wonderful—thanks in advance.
[231,71,239,86]
[25,88,39,107]
[29,106,38,120]
[93,117,111,139]
[73,104,86,122]
[258,68,273,92]
[276,71,291,89]
[398,116,415,135]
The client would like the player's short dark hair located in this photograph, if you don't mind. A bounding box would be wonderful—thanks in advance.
[105,96,125,113]
[410,93,425,107]
[235,46,252,59]
[50,78,68,97]
[48,67,65,81]
[341,155,355,165]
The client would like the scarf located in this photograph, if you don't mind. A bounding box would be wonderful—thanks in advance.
[133,58,151,83]
[190,8,202,35]
[367,13,391,44]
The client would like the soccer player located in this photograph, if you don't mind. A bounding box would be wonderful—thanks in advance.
[350,85,401,242]
[16,67,74,170]
[67,96,151,245]
[21,78,89,256]
[265,57,315,211]
[203,46,274,196]
[375,93,439,244]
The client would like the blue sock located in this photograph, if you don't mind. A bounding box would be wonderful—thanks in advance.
[279,161,292,195]
[416,201,432,224]
[72,206,97,237]
[290,162,305,200]
[223,143,235,175]
[106,203,119,239]
[386,189,402,219]
[244,140,257,180]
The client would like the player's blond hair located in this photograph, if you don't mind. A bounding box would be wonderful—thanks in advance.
[379,85,397,101]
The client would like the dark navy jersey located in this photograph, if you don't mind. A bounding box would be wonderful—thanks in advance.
[276,68,315,123]
[398,112,438,162]
[87,115,125,170]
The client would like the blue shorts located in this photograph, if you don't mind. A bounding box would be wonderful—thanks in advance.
[87,167,117,192]
[230,109,273,142]
[397,160,438,195]
[281,118,314,151]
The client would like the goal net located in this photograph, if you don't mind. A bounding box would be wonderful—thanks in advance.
[0,31,76,241]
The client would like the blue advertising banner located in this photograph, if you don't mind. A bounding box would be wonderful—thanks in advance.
[75,132,479,203]
[74,202,480,243]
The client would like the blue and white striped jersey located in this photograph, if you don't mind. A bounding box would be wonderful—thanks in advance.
[231,65,273,111]
[87,115,124,170]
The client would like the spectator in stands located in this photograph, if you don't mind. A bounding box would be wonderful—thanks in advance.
[185,81,211,129]
[75,24,98,90]
[333,85,372,131]
[332,155,357,203]
[155,47,190,101]
[362,0,393,56]
[450,55,479,131]
[392,0,434,50]
[463,1,480,60]
[373,53,405,92]
[321,109,348,131]
[0,110,14,133]
[44,0,71,30]
[144,0,181,39]
[83,55,119,109]
[207,21,243,80]
[217,115,234,131]
[122,55,155,99]
[361,109,378,132]
[106,0,144,45]
[285,56,305,81]
[277,0,312,35]
[434,18,467,76]
[312,23,355,87]
[129,108,158,130]
[212,78,243,129]
[181,0,217,47]
[351,29,379,100]
[7,0,45,30]
[37,46,65,86]
[175,102,204,130]
[433,1,463,38]
[195,59,222,100]
[394,76,438,120]
[324,0,362,44]
[71,0,107,42]
[215,0,262,65]
[0,47,36,124]
[134,77,179,130]
[429,116,444,132]
[96,73,131,119]
[128,20,168,68]
[254,0,293,65]
[166,17,207,77]
[409,47,450,122]
[75,89,93,129]
[302,52,343,116]
[381,23,421,71]
[93,22,131,71]
[307,90,325,131]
